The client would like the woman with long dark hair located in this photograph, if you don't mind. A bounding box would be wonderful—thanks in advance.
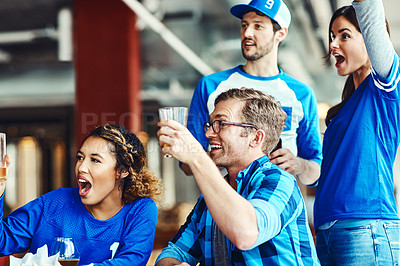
[314,0,400,264]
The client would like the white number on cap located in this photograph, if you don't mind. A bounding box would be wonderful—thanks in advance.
[265,0,274,9]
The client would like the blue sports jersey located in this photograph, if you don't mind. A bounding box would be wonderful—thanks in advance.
[187,66,322,165]
[0,187,158,265]
[156,156,320,265]
[314,55,400,228]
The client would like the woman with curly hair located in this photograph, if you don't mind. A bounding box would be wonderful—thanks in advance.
[0,124,162,265]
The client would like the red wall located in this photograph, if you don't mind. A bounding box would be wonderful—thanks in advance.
[74,0,142,146]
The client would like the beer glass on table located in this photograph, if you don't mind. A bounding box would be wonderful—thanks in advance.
[50,237,80,266]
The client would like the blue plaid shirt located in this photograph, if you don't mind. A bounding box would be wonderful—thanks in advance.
[156,156,320,265]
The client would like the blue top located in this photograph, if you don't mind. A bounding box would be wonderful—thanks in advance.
[156,155,320,265]
[187,66,322,166]
[314,0,400,228]
[0,188,158,265]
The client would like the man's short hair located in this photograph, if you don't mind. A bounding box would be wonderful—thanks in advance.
[215,88,287,154]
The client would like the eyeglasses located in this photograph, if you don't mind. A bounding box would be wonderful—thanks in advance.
[203,120,258,134]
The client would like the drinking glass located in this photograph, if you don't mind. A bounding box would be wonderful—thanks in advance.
[0,133,6,181]
[158,107,188,158]
[50,237,80,266]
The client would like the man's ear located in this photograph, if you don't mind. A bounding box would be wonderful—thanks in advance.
[249,129,265,148]
[275,27,288,43]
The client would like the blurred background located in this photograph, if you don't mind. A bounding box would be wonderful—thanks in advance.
[0,0,399,262]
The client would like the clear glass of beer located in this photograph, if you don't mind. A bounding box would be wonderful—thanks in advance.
[158,107,188,158]
[0,133,6,181]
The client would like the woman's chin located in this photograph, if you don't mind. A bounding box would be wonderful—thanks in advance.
[336,69,349,77]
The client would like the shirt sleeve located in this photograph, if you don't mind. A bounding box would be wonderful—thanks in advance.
[296,88,322,167]
[156,199,204,265]
[156,242,199,265]
[248,169,304,248]
[353,0,400,98]
[250,199,281,248]
[0,195,44,255]
[353,0,395,79]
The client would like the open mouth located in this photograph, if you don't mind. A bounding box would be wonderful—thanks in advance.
[333,53,345,67]
[243,38,255,48]
[210,144,222,152]
[78,178,92,197]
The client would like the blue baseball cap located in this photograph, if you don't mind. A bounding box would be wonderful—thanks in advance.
[230,0,291,29]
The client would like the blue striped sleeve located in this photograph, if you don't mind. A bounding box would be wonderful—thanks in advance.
[248,169,303,248]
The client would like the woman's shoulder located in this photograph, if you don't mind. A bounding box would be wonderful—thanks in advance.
[124,197,158,221]
[126,197,157,212]
[40,187,79,207]
[370,55,400,98]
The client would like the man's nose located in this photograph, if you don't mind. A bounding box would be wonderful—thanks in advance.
[243,27,254,38]
[204,126,216,139]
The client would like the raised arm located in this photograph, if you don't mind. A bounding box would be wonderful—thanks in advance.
[353,0,395,78]
[187,154,259,250]
[158,120,259,250]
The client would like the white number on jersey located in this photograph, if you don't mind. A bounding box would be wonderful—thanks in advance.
[110,242,120,259]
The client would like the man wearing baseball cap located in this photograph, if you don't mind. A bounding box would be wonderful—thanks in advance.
[231,0,291,29]
[182,0,322,188]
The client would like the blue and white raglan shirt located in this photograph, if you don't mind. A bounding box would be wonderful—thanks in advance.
[187,67,322,166]
[314,0,400,229]
[156,156,320,265]
[0,188,158,266]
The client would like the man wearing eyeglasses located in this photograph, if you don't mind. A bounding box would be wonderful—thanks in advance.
[156,88,320,265]
[183,0,322,186]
